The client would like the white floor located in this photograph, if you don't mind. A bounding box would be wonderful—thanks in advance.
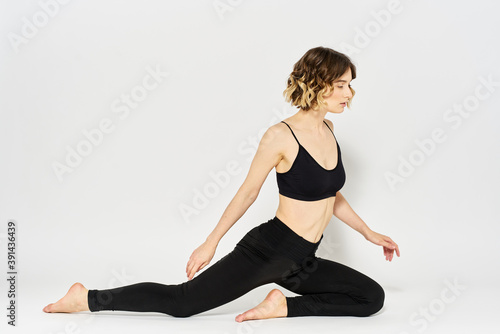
[2,281,498,334]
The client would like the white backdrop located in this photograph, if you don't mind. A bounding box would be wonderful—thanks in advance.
[1,0,499,333]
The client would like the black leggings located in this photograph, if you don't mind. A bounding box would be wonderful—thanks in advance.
[87,216,384,318]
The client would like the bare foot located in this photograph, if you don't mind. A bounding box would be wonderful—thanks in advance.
[43,282,90,313]
[235,289,287,322]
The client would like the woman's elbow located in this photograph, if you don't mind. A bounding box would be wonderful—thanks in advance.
[245,189,259,202]
[239,184,260,202]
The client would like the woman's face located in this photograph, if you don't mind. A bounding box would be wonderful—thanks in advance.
[321,68,353,114]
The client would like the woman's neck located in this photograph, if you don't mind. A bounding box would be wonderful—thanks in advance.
[292,108,328,132]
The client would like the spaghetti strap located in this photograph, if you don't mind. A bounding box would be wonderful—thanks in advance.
[323,120,338,142]
[323,120,334,134]
[281,121,300,145]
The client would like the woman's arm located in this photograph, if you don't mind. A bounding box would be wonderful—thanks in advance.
[333,192,372,237]
[186,125,284,280]
[205,126,283,246]
[333,191,400,261]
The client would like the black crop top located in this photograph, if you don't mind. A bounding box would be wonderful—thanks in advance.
[276,120,346,201]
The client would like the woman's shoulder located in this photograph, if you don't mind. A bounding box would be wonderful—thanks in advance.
[265,120,292,138]
[258,121,295,149]
[323,118,334,131]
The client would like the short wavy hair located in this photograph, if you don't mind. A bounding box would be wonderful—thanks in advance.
[283,46,357,111]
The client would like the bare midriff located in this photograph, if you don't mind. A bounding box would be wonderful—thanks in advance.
[275,193,336,243]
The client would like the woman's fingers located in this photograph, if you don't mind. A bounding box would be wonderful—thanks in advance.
[187,259,208,280]
[382,240,395,250]
[383,245,395,261]
[387,240,400,258]
[188,265,196,280]
[378,234,400,261]
[385,237,401,257]
[186,256,198,279]
[395,243,401,257]
[369,231,400,260]
[186,256,195,273]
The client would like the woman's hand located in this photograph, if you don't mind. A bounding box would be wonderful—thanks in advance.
[365,230,400,261]
[186,241,217,280]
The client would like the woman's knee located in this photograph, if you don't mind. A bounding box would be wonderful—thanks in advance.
[169,310,195,318]
[167,304,199,318]
[359,282,385,317]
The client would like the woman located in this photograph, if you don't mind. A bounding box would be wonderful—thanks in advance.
[43,46,400,322]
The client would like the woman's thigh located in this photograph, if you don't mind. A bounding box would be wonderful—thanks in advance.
[175,227,299,315]
[275,256,384,302]
[272,256,385,316]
